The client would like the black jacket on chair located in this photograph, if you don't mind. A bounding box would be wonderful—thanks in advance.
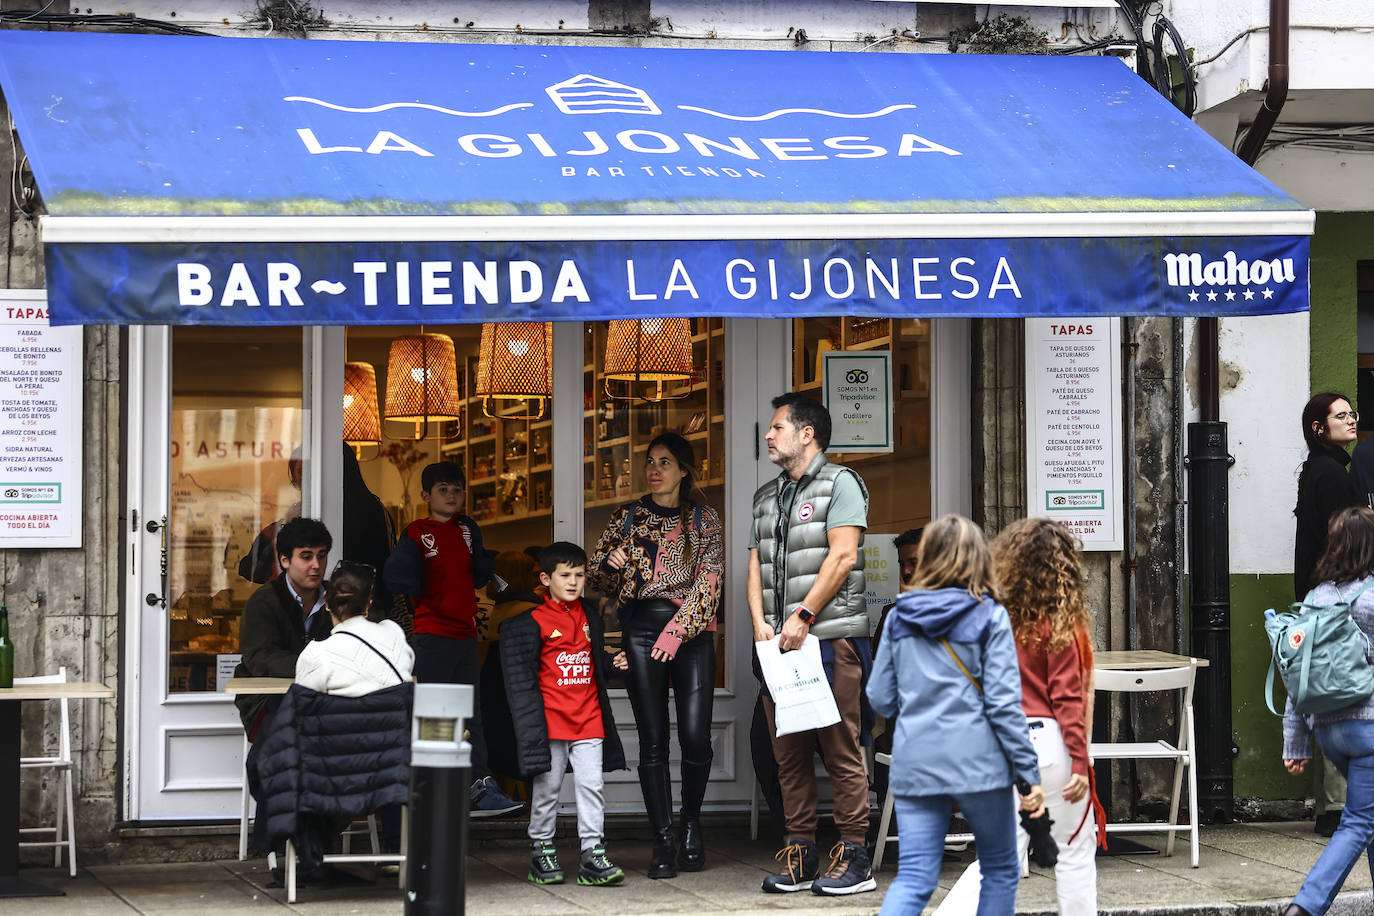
[247,682,413,869]
[498,601,627,778]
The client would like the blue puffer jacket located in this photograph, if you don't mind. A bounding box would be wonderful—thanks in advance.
[247,681,412,865]
[866,587,1040,797]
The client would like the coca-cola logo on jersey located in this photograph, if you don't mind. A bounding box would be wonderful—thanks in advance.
[556,648,592,686]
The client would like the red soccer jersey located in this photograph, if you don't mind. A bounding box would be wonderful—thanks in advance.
[402,516,478,639]
[530,598,604,741]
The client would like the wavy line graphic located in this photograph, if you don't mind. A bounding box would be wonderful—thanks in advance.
[676,103,916,121]
[311,280,347,295]
[284,97,533,117]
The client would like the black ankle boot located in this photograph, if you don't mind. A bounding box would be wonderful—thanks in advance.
[1284,905,1313,916]
[638,764,677,879]
[677,757,711,872]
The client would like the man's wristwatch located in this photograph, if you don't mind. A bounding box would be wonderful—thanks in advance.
[794,605,816,625]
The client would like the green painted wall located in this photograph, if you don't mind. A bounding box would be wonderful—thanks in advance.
[1308,212,1373,400]
[1231,573,1308,798]
[1231,212,1372,801]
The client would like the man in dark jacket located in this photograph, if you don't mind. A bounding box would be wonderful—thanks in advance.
[233,516,333,737]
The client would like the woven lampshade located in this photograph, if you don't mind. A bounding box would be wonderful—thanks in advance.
[384,333,462,439]
[342,361,382,459]
[604,318,695,401]
[474,322,553,420]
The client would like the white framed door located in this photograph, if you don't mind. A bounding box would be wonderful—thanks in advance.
[125,325,317,820]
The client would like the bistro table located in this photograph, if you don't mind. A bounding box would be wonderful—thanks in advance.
[1,681,115,897]
[223,677,294,861]
[1092,649,1208,856]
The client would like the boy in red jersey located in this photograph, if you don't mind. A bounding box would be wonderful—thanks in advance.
[499,542,629,886]
[383,460,520,817]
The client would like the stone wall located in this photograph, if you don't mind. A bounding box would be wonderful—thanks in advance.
[3,93,122,860]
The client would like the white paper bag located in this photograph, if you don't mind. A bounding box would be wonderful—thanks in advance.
[755,635,842,737]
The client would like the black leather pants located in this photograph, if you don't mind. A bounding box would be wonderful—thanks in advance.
[623,599,716,775]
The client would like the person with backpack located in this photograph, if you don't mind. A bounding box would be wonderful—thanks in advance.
[866,514,1043,916]
[1294,393,1363,836]
[1281,506,1374,916]
[588,432,724,878]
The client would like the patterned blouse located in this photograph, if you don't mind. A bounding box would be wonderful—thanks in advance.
[589,496,724,648]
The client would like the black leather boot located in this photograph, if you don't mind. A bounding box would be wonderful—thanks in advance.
[639,764,677,879]
[678,757,711,871]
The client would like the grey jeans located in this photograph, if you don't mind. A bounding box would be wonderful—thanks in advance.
[527,738,605,852]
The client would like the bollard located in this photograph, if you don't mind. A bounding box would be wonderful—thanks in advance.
[406,683,472,916]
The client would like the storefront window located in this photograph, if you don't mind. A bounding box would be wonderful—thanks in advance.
[793,317,931,605]
[167,327,303,693]
[582,318,727,687]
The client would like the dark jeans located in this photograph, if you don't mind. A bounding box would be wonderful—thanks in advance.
[623,599,715,768]
[413,633,489,780]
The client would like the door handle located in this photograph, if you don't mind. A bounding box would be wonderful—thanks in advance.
[144,515,168,608]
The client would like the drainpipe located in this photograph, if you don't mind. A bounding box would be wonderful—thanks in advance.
[1188,0,1289,825]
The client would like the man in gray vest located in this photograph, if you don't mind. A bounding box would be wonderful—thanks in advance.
[748,392,876,897]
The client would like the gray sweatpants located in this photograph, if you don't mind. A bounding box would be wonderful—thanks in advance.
[527,738,605,852]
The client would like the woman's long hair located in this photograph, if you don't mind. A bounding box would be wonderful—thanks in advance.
[646,431,700,555]
[991,518,1090,652]
[911,514,1000,602]
[1311,506,1374,586]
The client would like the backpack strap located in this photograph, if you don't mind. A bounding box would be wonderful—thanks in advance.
[620,501,637,539]
[941,638,983,695]
[334,629,405,685]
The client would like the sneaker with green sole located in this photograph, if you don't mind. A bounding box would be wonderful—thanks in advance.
[577,844,625,886]
[528,840,564,885]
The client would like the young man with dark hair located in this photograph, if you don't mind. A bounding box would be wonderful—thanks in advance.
[234,516,334,738]
[893,527,924,590]
[383,460,521,817]
[499,541,628,887]
[749,393,876,897]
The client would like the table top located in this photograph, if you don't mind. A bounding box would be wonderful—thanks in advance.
[223,677,293,696]
[1096,650,1210,670]
[0,682,115,700]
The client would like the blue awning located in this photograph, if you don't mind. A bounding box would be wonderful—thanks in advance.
[0,30,1312,325]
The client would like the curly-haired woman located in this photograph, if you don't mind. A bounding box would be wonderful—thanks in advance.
[936,517,1099,915]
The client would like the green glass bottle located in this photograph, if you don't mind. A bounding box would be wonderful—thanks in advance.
[0,604,12,688]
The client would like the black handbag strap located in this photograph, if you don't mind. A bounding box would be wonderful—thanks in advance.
[334,629,405,685]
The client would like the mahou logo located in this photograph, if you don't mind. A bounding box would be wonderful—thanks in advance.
[1162,251,1297,306]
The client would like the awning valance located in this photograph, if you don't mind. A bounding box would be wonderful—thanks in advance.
[0,30,1312,325]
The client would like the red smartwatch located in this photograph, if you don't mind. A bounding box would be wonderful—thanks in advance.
[794,605,816,624]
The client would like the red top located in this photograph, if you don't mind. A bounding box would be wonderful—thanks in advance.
[1017,619,1090,777]
[404,516,479,640]
[530,597,604,741]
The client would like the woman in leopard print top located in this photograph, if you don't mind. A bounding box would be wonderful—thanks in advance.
[589,432,723,878]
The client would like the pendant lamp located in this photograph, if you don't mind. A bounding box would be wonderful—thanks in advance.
[604,318,695,401]
[342,361,382,460]
[474,322,553,420]
[384,332,462,440]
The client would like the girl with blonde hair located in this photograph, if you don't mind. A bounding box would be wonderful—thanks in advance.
[867,514,1043,915]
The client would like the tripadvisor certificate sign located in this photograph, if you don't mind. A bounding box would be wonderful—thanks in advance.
[822,351,892,454]
[1025,318,1123,551]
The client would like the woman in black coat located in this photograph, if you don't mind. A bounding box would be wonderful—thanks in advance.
[1293,391,1362,838]
[1295,392,1362,600]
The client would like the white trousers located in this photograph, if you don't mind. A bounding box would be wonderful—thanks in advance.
[527,737,605,853]
[934,717,1097,916]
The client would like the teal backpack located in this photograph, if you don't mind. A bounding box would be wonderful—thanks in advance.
[1264,581,1374,716]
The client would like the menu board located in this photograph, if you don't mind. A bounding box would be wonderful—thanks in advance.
[0,292,82,548]
[1025,318,1122,551]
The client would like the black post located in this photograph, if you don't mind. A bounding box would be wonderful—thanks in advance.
[1186,416,1236,823]
[405,683,472,916]
[405,763,469,914]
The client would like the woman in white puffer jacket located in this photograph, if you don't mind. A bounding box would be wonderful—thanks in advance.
[296,561,413,696]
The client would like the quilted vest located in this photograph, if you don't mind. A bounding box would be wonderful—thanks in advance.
[751,452,869,640]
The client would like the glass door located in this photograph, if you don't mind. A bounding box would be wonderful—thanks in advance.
[129,326,307,819]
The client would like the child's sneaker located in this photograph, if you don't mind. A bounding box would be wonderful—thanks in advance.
[577,844,625,886]
[471,776,524,818]
[528,840,563,885]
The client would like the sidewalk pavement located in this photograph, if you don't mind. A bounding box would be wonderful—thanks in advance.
[12,821,1373,915]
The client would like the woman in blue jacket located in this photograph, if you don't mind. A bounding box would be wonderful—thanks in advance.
[867,514,1044,916]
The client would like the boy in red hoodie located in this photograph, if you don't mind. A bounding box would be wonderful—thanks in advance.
[383,460,521,817]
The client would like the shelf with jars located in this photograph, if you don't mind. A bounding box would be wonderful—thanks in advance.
[581,318,726,517]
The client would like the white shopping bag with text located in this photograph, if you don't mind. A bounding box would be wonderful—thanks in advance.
[755,635,841,737]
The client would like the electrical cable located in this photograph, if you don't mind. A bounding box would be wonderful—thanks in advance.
[0,10,212,36]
